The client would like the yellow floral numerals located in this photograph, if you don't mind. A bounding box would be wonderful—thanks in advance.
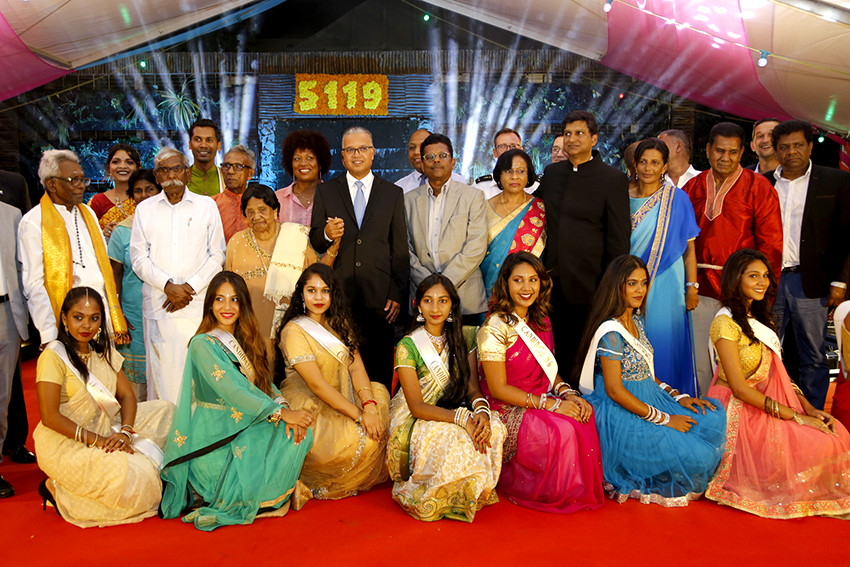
[294,74,388,116]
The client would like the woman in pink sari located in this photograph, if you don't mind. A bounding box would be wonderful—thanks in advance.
[707,249,850,518]
[478,251,604,513]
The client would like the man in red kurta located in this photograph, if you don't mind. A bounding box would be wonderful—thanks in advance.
[683,122,783,395]
[212,145,255,243]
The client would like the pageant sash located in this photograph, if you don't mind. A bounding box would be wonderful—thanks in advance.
[835,302,850,380]
[409,327,451,393]
[512,316,557,389]
[293,316,350,366]
[45,341,164,468]
[40,194,127,336]
[207,329,257,384]
[578,319,655,395]
[709,307,782,374]
[264,223,310,305]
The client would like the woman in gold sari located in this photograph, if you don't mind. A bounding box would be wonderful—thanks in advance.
[277,263,390,499]
[88,143,141,238]
[34,287,173,527]
[225,183,341,344]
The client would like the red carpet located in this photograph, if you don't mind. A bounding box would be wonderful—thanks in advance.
[2,359,847,567]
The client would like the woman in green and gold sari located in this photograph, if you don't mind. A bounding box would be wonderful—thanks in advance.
[388,274,505,521]
[160,271,313,531]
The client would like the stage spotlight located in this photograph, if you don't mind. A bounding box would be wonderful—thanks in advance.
[757,51,769,67]
[423,14,430,22]
[604,1,613,13]
[139,60,147,69]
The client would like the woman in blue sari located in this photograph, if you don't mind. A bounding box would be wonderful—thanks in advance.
[481,149,545,300]
[629,138,700,396]
[160,271,313,530]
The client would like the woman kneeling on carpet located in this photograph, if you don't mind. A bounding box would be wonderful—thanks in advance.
[577,255,726,506]
[478,251,604,513]
[160,271,313,530]
[34,287,174,527]
[706,249,850,518]
[277,263,390,499]
[388,275,506,521]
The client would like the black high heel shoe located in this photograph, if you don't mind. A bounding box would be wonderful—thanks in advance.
[38,479,60,516]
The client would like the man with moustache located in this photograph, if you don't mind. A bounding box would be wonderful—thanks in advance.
[746,118,781,174]
[212,145,255,243]
[187,118,224,197]
[395,128,467,193]
[683,122,783,396]
[405,133,488,322]
[310,127,409,390]
[18,149,127,347]
[764,120,850,409]
[131,148,225,403]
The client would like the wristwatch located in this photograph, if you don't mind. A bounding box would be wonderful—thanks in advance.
[686,282,699,290]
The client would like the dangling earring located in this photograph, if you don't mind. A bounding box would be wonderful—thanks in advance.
[63,321,69,334]
[446,311,454,323]
[416,311,425,323]
[302,299,306,312]
[93,328,102,342]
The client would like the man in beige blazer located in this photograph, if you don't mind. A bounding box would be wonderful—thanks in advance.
[404,134,488,322]
[0,201,30,497]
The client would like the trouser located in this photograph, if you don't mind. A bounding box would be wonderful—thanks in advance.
[0,302,21,459]
[692,295,721,397]
[549,285,590,388]
[352,303,397,393]
[144,316,198,405]
[773,272,829,410]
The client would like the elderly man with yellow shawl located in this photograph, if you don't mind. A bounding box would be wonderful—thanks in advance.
[18,149,127,347]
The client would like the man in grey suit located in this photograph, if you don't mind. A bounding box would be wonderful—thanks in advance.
[0,201,30,497]
[405,133,488,322]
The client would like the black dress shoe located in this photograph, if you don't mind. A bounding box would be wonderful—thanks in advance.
[3,445,36,464]
[0,474,14,498]
[39,479,60,515]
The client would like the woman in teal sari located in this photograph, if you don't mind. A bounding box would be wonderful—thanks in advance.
[629,138,700,397]
[481,149,545,299]
[160,271,313,530]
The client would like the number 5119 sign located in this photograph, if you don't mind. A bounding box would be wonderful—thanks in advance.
[295,74,389,116]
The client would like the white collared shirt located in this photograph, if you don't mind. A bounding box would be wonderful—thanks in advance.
[346,171,375,205]
[396,170,467,194]
[18,202,107,343]
[130,187,225,320]
[774,161,812,269]
[667,164,701,188]
[474,178,539,200]
[427,182,450,272]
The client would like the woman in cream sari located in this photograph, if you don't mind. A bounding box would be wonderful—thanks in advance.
[277,263,390,499]
[225,183,341,343]
[388,274,505,521]
[34,287,173,527]
[481,149,545,299]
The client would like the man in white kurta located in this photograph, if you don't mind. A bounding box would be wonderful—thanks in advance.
[18,150,114,345]
[130,148,225,403]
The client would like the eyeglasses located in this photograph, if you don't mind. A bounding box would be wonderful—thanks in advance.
[154,165,189,175]
[50,176,91,187]
[423,152,451,162]
[504,168,527,176]
[341,145,374,155]
[495,143,521,152]
[552,147,566,155]
[221,162,251,171]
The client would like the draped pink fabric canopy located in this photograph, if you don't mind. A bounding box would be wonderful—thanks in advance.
[428,0,850,134]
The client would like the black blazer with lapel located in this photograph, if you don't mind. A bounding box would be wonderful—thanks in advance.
[765,164,850,298]
[0,170,32,214]
[310,174,410,311]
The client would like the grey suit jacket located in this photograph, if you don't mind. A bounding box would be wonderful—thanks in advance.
[404,180,488,314]
[0,202,29,340]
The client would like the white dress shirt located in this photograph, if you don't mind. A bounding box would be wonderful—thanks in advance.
[130,188,225,320]
[396,170,467,194]
[0,246,6,297]
[427,183,450,273]
[346,171,375,204]
[18,202,107,343]
[667,164,701,188]
[774,161,812,269]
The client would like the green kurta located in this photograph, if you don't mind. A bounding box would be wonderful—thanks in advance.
[160,334,312,530]
[188,165,221,196]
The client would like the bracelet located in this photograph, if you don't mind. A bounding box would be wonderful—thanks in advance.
[92,433,99,448]
[525,392,532,409]
[538,393,548,410]
[791,410,805,425]
[272,395,290,408]
[548,398,562,412]
[763,396,782,418]
[121,424,136,434]
[641,405,670,426]
[119,430,133,442]
[471,397,489,409]
[453,407,472,429]
[357,386,373,395]
[362,399,377,409]
[673,393,689,402]
[75,425,82,443]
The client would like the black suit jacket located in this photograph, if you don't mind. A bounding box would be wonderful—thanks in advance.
[0,170,32,214]
[765,164,850,298]
[310,174,409,311]
[536,151,631,305]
